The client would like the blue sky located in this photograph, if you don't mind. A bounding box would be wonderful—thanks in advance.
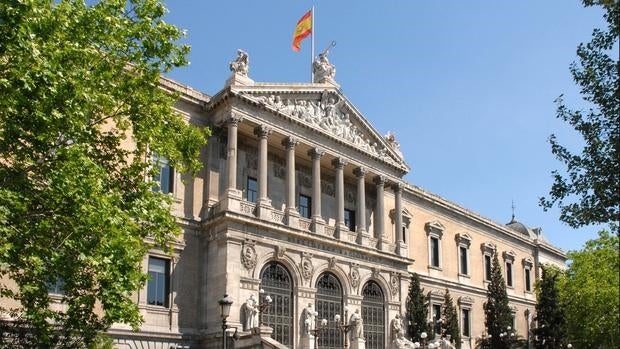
[163,1,608,253]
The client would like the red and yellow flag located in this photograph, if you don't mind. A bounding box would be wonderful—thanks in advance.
[292,10,312,52]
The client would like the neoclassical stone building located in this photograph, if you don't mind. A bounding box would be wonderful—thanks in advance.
[108,52,566,349]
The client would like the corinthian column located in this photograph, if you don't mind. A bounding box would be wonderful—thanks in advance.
[332,157,348,240]
[374,175,389,251]
[254,125,272,219]
[354,167,367,244]
[393,182,406,256]
[283,137,299,228]
[220,114,243,212]
[308,148,325,234]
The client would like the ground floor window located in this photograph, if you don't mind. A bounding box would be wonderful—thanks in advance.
[316,272,343,349]
[362,281,385,349]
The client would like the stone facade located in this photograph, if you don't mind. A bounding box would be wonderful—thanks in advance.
[25,54,568,349]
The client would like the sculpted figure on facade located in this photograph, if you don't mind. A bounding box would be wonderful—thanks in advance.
[439,335,456,349]
[229,49,249,76]
[349,265,360,289]
[349,309,364,340]
[313,51,336,83]
[301,303,317,336]
[301,256,314,281]
[390,314,418,349]
[243,295,259,331]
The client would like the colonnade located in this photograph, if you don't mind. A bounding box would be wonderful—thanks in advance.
[224,116,406,255]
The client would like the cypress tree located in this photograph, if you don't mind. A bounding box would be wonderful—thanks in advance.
[533,265,567,349]
[442,289,461,349]
[405,273,429,341]
[483,252,513,349]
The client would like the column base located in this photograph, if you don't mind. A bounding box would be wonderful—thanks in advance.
[396,241,407,257]
[350,337,366,349]
[256,198,272,220]
[286,208,300,229]
[219,189,242,212]
[311,217,325,235]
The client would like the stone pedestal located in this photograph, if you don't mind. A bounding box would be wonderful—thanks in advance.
[311,217,325,235]
[286,209,300,229]
[336,224,349,242]
[257,199,272,220]
[220,189,242,212]
[300,335,315,349]
[396,242,407,257]
[225,73,254,87]
[350,337,366,349]
[357,232,372,246]
[378,238,391,252]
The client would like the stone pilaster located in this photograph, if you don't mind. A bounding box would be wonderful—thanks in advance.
[283,137,299,228]
[393,182,406,256]
[332,157,348,240]
[308,148,325,234]
[254,125,272,220]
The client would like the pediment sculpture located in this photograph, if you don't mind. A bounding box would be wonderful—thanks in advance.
[256,91,401,166]
[313,50,336,83]
[229,49,249,76]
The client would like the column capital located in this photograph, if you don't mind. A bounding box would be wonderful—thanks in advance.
[392,182,404,192]
[226,113,243,126]
[281,136,299,149]
[331,157,348,169]
[253,125,272,139]
[373,175,386,186]
[308,147,325,159]
[353,167,367,178]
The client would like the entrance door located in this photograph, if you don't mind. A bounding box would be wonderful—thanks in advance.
[316,272,343,349]
[362,281,385,349]
[261,262,294,348]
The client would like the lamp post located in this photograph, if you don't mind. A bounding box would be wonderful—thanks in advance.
[309,318,328,349]
[257,288,273,326]
[334,310,352,349]
[420,331,428,349]
[219,294,233,349]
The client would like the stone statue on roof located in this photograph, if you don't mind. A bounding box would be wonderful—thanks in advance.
[313,50,336,83]
[229,49,249,76]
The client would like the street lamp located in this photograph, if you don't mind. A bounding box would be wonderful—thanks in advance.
[257,288,273,326]
[219,294,233,349]
[420,331,428,349]
[309,318,328,349]
[334,310,352,349]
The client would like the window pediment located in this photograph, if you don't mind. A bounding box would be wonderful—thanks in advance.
[425,220,445,238]
[455,233,472,247]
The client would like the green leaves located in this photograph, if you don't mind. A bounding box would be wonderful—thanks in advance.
[0,0,207,346]
[540,1,620,229]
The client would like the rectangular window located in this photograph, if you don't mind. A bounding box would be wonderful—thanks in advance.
[152,154,174,194]
[506,261,513,287]
[147,257,170,307]
[344,209,356,231]
[47,278,65,295]
[299,194,311,219]
[525,268,532,292]
[460,246,469,275]
[430,237,440,267]
[484,255,492,281]
[246,177,258,203]
[462,309,471,337]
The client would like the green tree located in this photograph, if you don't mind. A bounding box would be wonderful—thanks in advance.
[441,289,461,349]
[0,0,208,347]
[405,273,429,341]
[483,253,513,349]
[539,0,620,229]
[533,265,567,349]
[559,231,619,349]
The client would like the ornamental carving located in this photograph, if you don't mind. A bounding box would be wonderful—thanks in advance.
[274,245,287,259]
[254,91,400,165]
[300,255,314,281]
[349,265,360,289]
[328,257,337,269]
[390,273,399,296]
[241,243,257,270]
[229,49,249,76]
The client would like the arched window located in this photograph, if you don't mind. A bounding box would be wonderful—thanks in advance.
[316,272,344,349]
[362,281,385,349]
[260,262,294,348]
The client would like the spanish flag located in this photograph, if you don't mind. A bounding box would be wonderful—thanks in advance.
[292,10,312,52]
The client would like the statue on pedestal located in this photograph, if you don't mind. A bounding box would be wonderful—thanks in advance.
[313,50,336,83]
[229,49,249,76]
[243,294,259,331]
[390,314,419,349]
[349,309,364,340]
[301,303,317,336]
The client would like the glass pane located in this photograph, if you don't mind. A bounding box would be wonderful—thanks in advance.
[261,263,293,348]
[362,281,385,349]
[316,273,344,349]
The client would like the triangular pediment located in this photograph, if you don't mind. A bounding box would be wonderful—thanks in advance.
[226,83,410,173]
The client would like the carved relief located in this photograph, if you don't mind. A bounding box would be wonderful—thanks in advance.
[371,267,380,280]
[300,254,314,281]
[274,246,287,259]
[390,274,399,296]
[321,177,336,197]
[349,265,360,289]
[328,257,337,269]
[241,243,257,270]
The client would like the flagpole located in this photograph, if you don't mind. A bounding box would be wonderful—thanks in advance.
[311,6,315,83]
